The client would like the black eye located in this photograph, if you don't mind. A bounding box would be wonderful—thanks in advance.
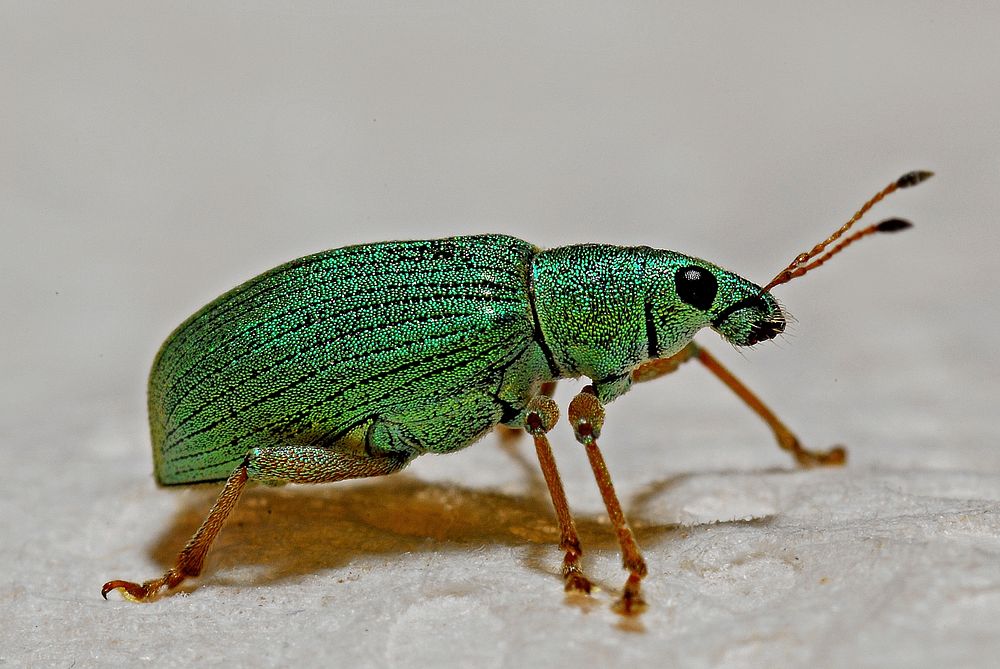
[675,266,718,311]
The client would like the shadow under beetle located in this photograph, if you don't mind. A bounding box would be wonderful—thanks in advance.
[103,171,932,614]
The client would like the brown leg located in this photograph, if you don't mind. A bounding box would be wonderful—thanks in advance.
[693,346,845,467]
[524,395,592,594]
[631,342,700,384]
[632,342,845,467]
[103,444,409,602]
[102,465,249,601]
[496,381,559,444]
[568,387,648,615]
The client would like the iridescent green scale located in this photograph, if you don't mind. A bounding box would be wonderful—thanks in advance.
[152,235,547,484]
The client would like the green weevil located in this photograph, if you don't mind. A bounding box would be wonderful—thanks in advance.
[103,170,932,614]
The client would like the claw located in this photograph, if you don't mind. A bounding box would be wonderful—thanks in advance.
[612,573,647,616]
[793,442,847,468]
[101,569,182,602]
[814,445,847,466]
[563,568,593,595]
[102,579,156,602]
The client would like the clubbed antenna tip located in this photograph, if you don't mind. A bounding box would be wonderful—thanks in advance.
[876,218,913,233]
[897,170,934,188]
[761,171,931,293]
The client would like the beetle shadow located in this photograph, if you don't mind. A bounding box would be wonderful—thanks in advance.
[146,444,784,600]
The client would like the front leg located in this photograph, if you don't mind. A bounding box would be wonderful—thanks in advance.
[568,385,648,615]
[632,342,846,467]
[692,346,845,466]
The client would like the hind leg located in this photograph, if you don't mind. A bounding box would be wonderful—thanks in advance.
[102,440,411,602]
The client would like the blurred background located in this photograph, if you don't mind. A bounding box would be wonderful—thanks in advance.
[2,2,997,667]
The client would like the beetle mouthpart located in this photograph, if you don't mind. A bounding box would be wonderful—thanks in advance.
[746,318,785,346]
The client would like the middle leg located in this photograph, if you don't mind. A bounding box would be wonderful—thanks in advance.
[524,394,593,594]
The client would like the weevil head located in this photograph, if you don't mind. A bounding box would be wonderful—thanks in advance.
[647,252,785,352]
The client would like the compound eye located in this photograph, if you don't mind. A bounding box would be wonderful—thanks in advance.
[675,266,718,311]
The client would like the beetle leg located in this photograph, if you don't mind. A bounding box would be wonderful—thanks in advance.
[631,341,702,384]
[692,345,846,467]
[525,394,593,595]
[633,342,846,467]
[539,380,558,398]
[496,381,559,444]
[102,447,409,601]
[102,465,249,602]
[568,386,648,616]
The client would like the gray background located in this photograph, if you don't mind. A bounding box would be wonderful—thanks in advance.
[3,2,998,668]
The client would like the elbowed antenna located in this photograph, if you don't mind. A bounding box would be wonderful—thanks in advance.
[762,170,933,293]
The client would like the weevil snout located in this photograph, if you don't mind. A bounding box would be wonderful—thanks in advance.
[746,315,785,345]
[709,291,785,347]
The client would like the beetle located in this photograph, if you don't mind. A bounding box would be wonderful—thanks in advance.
[103,170,932,614]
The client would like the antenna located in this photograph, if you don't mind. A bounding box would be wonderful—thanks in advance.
[762,170,933,293]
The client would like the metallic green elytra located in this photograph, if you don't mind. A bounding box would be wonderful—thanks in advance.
[104,169,930,607]
[153,235,779,485]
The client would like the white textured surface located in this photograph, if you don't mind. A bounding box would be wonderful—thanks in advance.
[3,3,1000,668]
